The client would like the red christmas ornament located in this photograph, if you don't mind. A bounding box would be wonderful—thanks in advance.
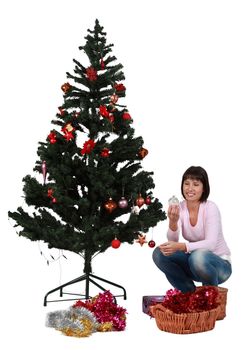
[52,197,57,203]
[81,139,96,155]
[47,188,54,198]
[136,233,147,246]
[136,194,145,208]
[86,66,98,81]
[101,148,110,157]
[138,147,148,159]
[111,238,121,249]
[148,240,156,248]
[99,105,109,117]
[122,112,131,120]
[145,197,151,205]
[48,131,57,144]
[62,123,75,141]
[104,198,117,213]
[61,82,71,93]
[114,83,126,92]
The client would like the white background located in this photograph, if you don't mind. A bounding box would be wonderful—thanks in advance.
[0,0,244,349]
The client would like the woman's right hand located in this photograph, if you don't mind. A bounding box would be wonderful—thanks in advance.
[168,205,180,230]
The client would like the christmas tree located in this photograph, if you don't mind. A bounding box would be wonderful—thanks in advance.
[8,20,166,301]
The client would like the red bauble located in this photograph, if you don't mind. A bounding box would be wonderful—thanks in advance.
[138,147,148,159]
[101,148,110,157]
[122,112,131,120]
[145,197,151,205]
[148,240,156,248]
[111,238,121,249]
[136,194,145,208]
[61,82,71,93]
[104,198,117,213]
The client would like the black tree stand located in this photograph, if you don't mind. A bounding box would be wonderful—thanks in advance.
[44,251,127,306]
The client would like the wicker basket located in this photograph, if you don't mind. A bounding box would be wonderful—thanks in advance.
[150,304,220,334]
[196,286,228,320]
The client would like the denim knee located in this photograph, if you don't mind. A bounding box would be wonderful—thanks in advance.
[152,246,162,266]
[188,249,209,272]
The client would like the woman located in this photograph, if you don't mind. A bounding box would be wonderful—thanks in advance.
[152,166,232,293]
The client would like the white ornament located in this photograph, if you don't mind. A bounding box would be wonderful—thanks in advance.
[168,195,179,206]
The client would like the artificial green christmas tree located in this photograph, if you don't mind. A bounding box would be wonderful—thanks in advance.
[8,20,166,304]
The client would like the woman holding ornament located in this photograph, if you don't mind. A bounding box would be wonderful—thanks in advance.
[152,166,232,293]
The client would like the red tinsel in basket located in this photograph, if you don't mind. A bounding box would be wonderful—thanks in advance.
[73,291,127,331]
[162,286,219,314]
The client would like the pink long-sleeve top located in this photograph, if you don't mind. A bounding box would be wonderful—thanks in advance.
[167,200,231,258]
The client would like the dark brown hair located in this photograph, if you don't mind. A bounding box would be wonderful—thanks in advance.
[181,166,210,202]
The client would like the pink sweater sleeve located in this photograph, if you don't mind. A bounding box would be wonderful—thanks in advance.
[167,224,180,241]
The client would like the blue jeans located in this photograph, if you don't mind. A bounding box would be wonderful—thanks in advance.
[152,247,232,293]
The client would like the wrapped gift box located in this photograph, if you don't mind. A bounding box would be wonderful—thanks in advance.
[142,295,164,315]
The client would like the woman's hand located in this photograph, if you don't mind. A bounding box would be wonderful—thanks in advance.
[159,241,186,256]
[168,205,180,231]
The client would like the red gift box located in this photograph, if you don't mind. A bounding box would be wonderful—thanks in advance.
[142,295,165,315]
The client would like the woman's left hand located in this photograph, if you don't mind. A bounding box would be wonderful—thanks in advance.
[159,241,186,256]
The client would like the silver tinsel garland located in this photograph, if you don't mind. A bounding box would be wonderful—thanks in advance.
[46,306,99,336]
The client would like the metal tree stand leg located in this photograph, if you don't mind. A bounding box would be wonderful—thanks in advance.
[43,253,127,306]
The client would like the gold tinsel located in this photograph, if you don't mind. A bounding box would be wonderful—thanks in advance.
[97,322,113,332]
[60,319,94,337]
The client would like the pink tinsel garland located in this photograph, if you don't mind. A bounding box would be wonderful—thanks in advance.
[162,286,219,314]
[73,290,127,331]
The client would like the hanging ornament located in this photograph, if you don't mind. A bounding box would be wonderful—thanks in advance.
[61,82,71,93]
[100,58,105,70]
[122,112,131,120]
[110,94,119,104]
[42,160,47,184]
[136,194,145,208]
[48,131,57,144]
[148,240,156,248]
[81,139,96,155]
[138,147,148,159]
[145,196,151,205]
[118,197,128,209]
[47,188,57,203]
[101,148,110,158]
[86,66,98,81]
[111,237,121,249]
[136,233,147,246]
[99,105,109,117]
[62,123,74,133]
[104,198,117,213]
[114,83,126,92]
[168,195,180,206]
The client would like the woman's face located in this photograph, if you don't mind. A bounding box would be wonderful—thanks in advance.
[182,178,204,203]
